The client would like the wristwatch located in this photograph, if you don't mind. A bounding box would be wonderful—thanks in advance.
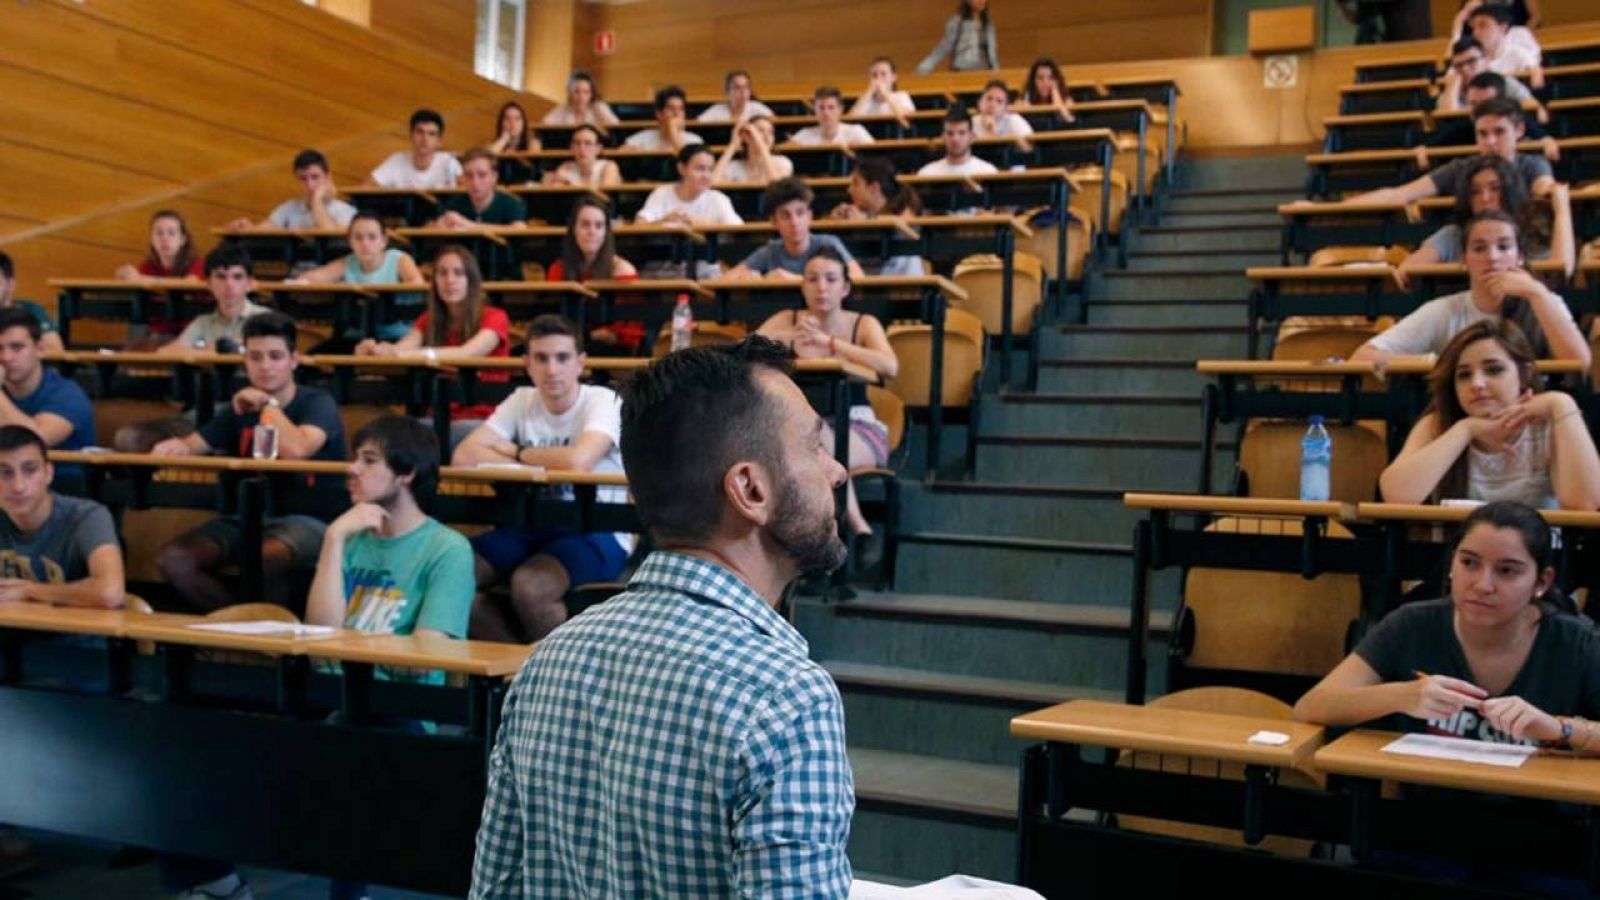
[264,396,281,409]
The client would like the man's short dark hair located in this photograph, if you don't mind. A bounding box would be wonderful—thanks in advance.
[1466,71,1510,96]
[527,313,583,353]
[764,177,814,214]
[241,311,296,347]
[1472,95,1525,125]
[203,243,252,277]
[410,108,445,133]
[1452,36,1483,58]
[654,85,687,112]
[0,307,42,342]
[813,86,844,105]
[724,69,751,91]
[677,142,713,166]
[292,149,329,173]
[352,414,440,497]
[0,425,47,460]
[944,107,973,128]
[1469,5,1513,25]
[0,251,12,281]
[620,337,795,545]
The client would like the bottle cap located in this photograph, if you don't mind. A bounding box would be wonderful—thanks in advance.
[1308,414,1325,425]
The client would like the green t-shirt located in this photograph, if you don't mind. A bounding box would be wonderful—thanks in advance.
[341,517,475,683]
[439,190,527,225]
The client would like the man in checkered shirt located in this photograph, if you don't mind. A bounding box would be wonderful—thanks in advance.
[470,337,855,898]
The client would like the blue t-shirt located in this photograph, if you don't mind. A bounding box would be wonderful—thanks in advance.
[11,368,94,458]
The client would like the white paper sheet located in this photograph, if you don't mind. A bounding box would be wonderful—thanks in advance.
[850,875,1046,899]
[1380,732,1536,768]
[186,621,339,637]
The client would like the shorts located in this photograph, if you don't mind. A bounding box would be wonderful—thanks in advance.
[191,514,328,565]
[472,527,628,587]
[849,407,891,467]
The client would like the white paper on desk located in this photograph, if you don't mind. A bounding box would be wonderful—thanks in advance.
[850,875,1046,899]
[187,621,338,638]
[1380,733,1537,768]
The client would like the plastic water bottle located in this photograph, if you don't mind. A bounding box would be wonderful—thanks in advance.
[670,294,693,352]
[1300,415,1331,502]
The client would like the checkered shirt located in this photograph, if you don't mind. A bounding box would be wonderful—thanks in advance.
[469,551,855,898]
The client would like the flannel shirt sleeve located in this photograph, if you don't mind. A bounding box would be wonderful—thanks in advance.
[470,678,528,899]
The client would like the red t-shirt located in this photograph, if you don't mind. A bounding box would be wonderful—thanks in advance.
[135,258,206,335]
[411,306,511,420]
[546,260,644,350]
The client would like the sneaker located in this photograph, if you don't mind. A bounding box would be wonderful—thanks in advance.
[177,873,254,900]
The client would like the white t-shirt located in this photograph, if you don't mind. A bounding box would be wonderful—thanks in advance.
[1365,289,1572,356]
[267,198,357,229]
[975,113,1034,138]
[1486,27,1543,76]
[721,155,795,184]
[622,128,705,151]
[636,185,743,225]
[850,91,915,117]
[369,151,462,189]
[1466,419,1554,508]
[542,102,619,126]
[697,100,777,122]
[918,156,999,176]
[788,124,875,146]
[481,384,634,550]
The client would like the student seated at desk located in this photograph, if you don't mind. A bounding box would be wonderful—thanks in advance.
[0,308,94,461]
[0,425,123,609]
[547,198,642,352]
[1436,38,1536,114]
[1022,57,1075,124]
[1294,500,1600,751]
[919,107,999,177]
[0,252,62,353]
[973,79,1035,143]
[225,149,356,232]
[1344,98,1555,205]
[307,415,473,652]
[542,69,619,126]
[696,68,776,123]
[850,56,917,118]
[152,313,348,613]
[1424,71,1554,164]
[113,209,205,282]
[453,316,631,642]
[635,144,743,226]
[622,85,704,152]
[1379,320,1600,509]
[1467,4,1543,81]
[540,124,622,188]
[368,108,463,189]
[789,86,875,147]
[355,246,511,443]
[156,244,272,355]
[711,115,793,184]
[431,148,529,229]
[287,210,426,344]
[487,99,539,158]
[1351,212,1587,367]
[830,156,927,276]
[1398,156,1572,284]
[917,0,999,74]
[756,247,897,536]
[727,178,865,280]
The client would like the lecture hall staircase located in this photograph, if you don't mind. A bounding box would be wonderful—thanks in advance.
[797,153,1309,882]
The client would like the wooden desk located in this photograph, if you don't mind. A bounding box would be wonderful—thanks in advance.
[1337,78,1433,115]
[342,186,439,226]
[1012,699,1326,771]
[213,227,355,273]
[1321,110,1428,153]
[49,278,213,346]
[305,633,533,679]
[1353,55,1440,84]
[0,603,163,638]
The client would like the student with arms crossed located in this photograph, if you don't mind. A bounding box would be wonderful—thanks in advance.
[727,177,865,280]
[540,125,622,188]
[1378,320,1600,509]
[622,85,703,152]
[0,425,124,610]
[470,337,854,897]
[369,108,463,189]
[226,149,356,231]
[919,107,999,176]
[0,253,62,353]
[432,148,529,229]
[152,313,348,613]
[1351,211,1586,367]
[697,69,775,123]
[790,87,876,146]
[453,316,631,642]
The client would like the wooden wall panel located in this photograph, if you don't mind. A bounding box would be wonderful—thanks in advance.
[370,0,478,69]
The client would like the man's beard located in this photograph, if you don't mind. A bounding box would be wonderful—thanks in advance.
[768,472,847,578]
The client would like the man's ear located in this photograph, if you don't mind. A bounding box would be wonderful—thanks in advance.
[723,459,774,529]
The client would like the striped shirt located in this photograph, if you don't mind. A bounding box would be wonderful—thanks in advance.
[470,551,855,898]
